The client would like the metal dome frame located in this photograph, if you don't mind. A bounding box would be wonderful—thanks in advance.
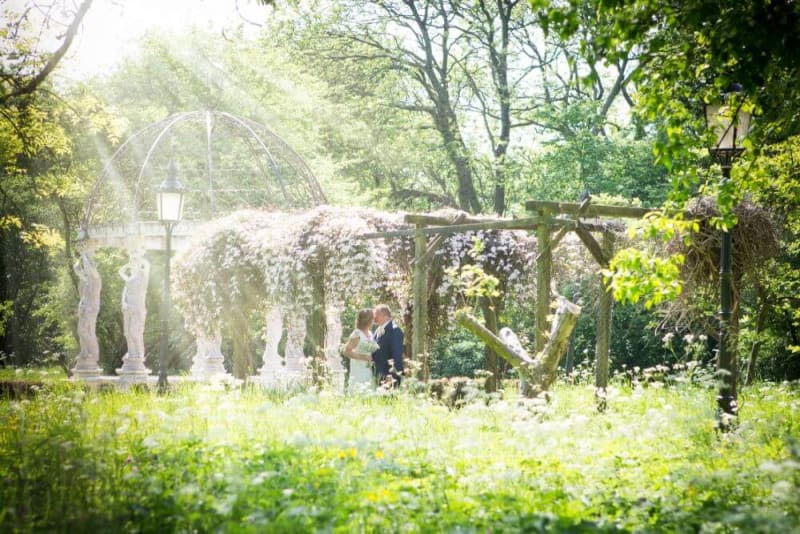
[80,110,327,231]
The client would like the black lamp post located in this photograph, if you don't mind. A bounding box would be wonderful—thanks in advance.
[704,88,751,425]
[156,160,185,393]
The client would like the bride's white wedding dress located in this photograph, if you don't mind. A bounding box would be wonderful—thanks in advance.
[349,329,375,388]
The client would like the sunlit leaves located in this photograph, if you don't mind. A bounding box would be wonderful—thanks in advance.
[0,215,22,231]
[601,213,697,308]
[19,223,63,251]
[630,213,697,244]
[445,238,502,306]
[604,248,684,309]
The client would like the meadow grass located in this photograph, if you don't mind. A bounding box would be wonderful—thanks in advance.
[0,366,68,382]
[0,377,798,533]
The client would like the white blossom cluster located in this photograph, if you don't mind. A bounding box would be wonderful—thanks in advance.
[430,213,536,326]
[171,207,536,338]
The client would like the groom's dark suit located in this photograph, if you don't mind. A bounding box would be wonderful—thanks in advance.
[372,320,404,386]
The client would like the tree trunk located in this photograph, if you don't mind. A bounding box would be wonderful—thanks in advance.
[492,4,511,217]
[456,297,580,397]
[745,284,769,386]
[436,109,482,213]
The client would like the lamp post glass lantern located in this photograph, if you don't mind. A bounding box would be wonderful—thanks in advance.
[156,160,185,393]
[704,91,750,165]
[157,160,185,222]
[704,89,751,425]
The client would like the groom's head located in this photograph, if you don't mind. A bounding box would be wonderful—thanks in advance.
[374,304,392,326]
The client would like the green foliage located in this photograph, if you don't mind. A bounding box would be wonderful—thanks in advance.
[543,0,800,139]
[739,135,800,368]
[565,288,676,374]
[1,382,799,531]
[0,76,124,366]
[429,329,486,378]
[520,130,671,208]
[444,238,501,306]
[0,301,11,338]
[604,248,684,310]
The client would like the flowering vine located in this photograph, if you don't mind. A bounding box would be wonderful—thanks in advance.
[172,207,536,342]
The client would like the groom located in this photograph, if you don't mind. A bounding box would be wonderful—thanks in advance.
[371,304,404,387]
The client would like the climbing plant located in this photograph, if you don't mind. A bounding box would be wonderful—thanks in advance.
[171,206,535,376]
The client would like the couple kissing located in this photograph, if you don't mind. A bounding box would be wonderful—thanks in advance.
[343,304,404,388]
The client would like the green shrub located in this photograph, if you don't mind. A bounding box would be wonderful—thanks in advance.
[429,329,485,378]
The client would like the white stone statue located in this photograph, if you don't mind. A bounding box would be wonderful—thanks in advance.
[324,302,346,391]
[117,249,151,380]
[284,311,307,373]
[72,249,102,377]
[191,330,227,377]
[325,303,345,372]
[259,307,284,380]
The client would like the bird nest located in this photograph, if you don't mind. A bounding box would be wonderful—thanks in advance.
[663,197,780,331]
[671,197,781,285]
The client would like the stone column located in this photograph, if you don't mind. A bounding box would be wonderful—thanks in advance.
[325,303,346,390]
[116,247,152,385]
[190,330,227,378]
[72,247,103,379]
[284,311,307,375]
[259,307,284,384]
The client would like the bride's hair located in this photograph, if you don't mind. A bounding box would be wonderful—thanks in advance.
[356,309,374,330]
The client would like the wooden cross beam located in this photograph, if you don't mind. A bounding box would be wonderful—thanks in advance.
[358,216,620,239]
[574,224,610,266]
[405,213,483,225]
[536,196,593,262]
[414,213,466,266]
[525,200,656,219]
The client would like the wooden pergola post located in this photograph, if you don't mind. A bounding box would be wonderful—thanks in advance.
[412,224,429,380]
[357,203,651,392]
[526,200,651,408]
[595,230,615,394]
[535,208,552,353]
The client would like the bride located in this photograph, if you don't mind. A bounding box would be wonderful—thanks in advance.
[343,308,377,389]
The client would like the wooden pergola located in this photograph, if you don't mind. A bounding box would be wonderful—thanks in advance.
[363,199,655,389]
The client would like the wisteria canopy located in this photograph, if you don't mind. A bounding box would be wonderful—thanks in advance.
[172,206,537,340]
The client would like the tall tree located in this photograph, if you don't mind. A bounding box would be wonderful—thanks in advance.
[455,0,637,213]
[543,0,800,149]
[0,0,93,106]
[0,0,100,366]
[292,0,483,212]
[454,0,524,215]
